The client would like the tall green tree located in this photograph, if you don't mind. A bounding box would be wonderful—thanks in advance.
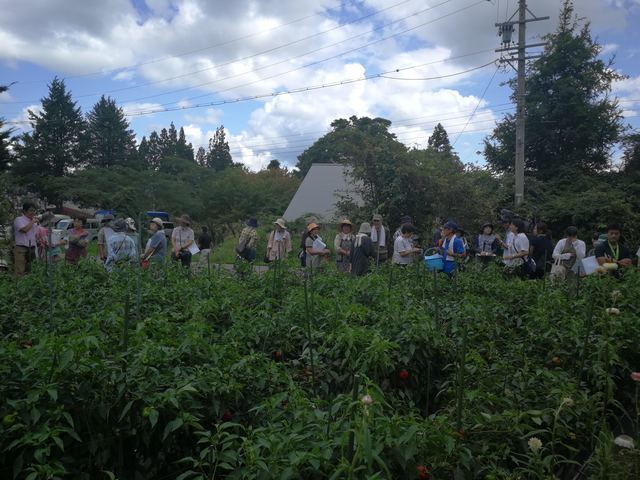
[0,118,15,172]
[484,0,625,177]
[206,126,232,171]
[195,146,206,167]
[266,159,281,170]
[177,127,195,162]
[622,132,640,173]
[427,123,455,158]
[297,116,408,220]
[14,78,87,199]
[141,131,163,170]
[86,95,137,168]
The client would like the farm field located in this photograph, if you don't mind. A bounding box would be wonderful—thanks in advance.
[1,261,639,479]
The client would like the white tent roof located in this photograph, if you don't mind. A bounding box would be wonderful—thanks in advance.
[283,164,362,222]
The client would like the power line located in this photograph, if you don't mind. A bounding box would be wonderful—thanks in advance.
[227,110,509,151]
[451,65,500,146]
[4,0,440,104]
[3,57,499,123]
[231,116,502,152]
[11,7,328,84]
[132,0,483,107]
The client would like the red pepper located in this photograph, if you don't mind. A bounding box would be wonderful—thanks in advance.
[416,465,429,479]
[221,410,233,422]
[399,369,410,380]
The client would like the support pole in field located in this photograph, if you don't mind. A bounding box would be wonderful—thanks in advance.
[495,1,548,206]
[135,212,143,322]
[46,225,55,320]
[303,273,317,396]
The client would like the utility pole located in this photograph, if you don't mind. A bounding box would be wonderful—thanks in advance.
[496,1,548,207]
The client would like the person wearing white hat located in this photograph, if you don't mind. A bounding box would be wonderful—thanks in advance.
[141,217,167,266]
[334,219,354,272]
[266,218,292,262]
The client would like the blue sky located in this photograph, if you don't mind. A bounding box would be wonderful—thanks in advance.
[1,0,639,170]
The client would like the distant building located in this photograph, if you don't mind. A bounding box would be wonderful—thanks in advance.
[283,164,362,222]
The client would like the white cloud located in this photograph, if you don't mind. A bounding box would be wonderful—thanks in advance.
[113,70,135,81]
[121,102,163,116]
[183,107,223,125]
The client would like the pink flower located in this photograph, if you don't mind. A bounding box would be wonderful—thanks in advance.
[631,372,640,382]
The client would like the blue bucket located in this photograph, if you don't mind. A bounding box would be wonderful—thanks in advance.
[424,253,444,272]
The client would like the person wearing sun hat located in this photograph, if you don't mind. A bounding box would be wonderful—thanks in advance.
[141,217,167,265]
[104,219,138,272]
[171,214,195,268]
[266,218,292,262]
[305,222,330,270]
[334,218,355,272]
[237,218,259,262]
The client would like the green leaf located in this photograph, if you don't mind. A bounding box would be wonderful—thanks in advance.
[47,388,58,402]
[175,470,196,480]
[149,408,159,428]
[163,418,184,440]
[62,412,74,429]
[118,400,134,423]
[52,436,64,452]
[59,349,74,369]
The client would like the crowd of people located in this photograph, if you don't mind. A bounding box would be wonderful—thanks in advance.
[8,201,640,279]
[235,213,640,280]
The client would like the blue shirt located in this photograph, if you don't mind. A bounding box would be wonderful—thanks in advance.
[441,236,465,275]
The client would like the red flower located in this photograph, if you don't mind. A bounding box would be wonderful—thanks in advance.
[399,369,410,380]
[631,372,640,382]
[221,410,233,422]
[416,465,429,479]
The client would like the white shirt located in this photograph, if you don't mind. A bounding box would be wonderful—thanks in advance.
[504,232,529,267]
[553,238,586,273]
[392,236,414,265]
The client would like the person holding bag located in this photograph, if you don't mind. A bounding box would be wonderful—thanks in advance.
[171,214,195,268]
[236,218,258,262]
[266,218,291,262]
[551,226,586,281]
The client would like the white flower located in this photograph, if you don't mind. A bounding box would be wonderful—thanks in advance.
[360,394,373,406]
[614,435,635,449]
[606,307,620,316]
[611,290,622,301]
[561,397,574,407]
[528,437,543,453]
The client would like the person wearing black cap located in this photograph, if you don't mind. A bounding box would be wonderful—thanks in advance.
[438,220,465,276]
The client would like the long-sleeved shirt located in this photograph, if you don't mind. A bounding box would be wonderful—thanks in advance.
[552,238,586,273]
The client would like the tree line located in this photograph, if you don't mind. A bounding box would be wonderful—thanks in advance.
[1,0,639,241]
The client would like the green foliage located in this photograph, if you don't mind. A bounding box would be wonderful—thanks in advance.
[0,117,15,172]
[427,123,456,160]
[13,78,87,202]
[1,262,640,479]
[205,126,232,171]
[484,0,625,177]
[86,96,137,168]
[622,131,640,173]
